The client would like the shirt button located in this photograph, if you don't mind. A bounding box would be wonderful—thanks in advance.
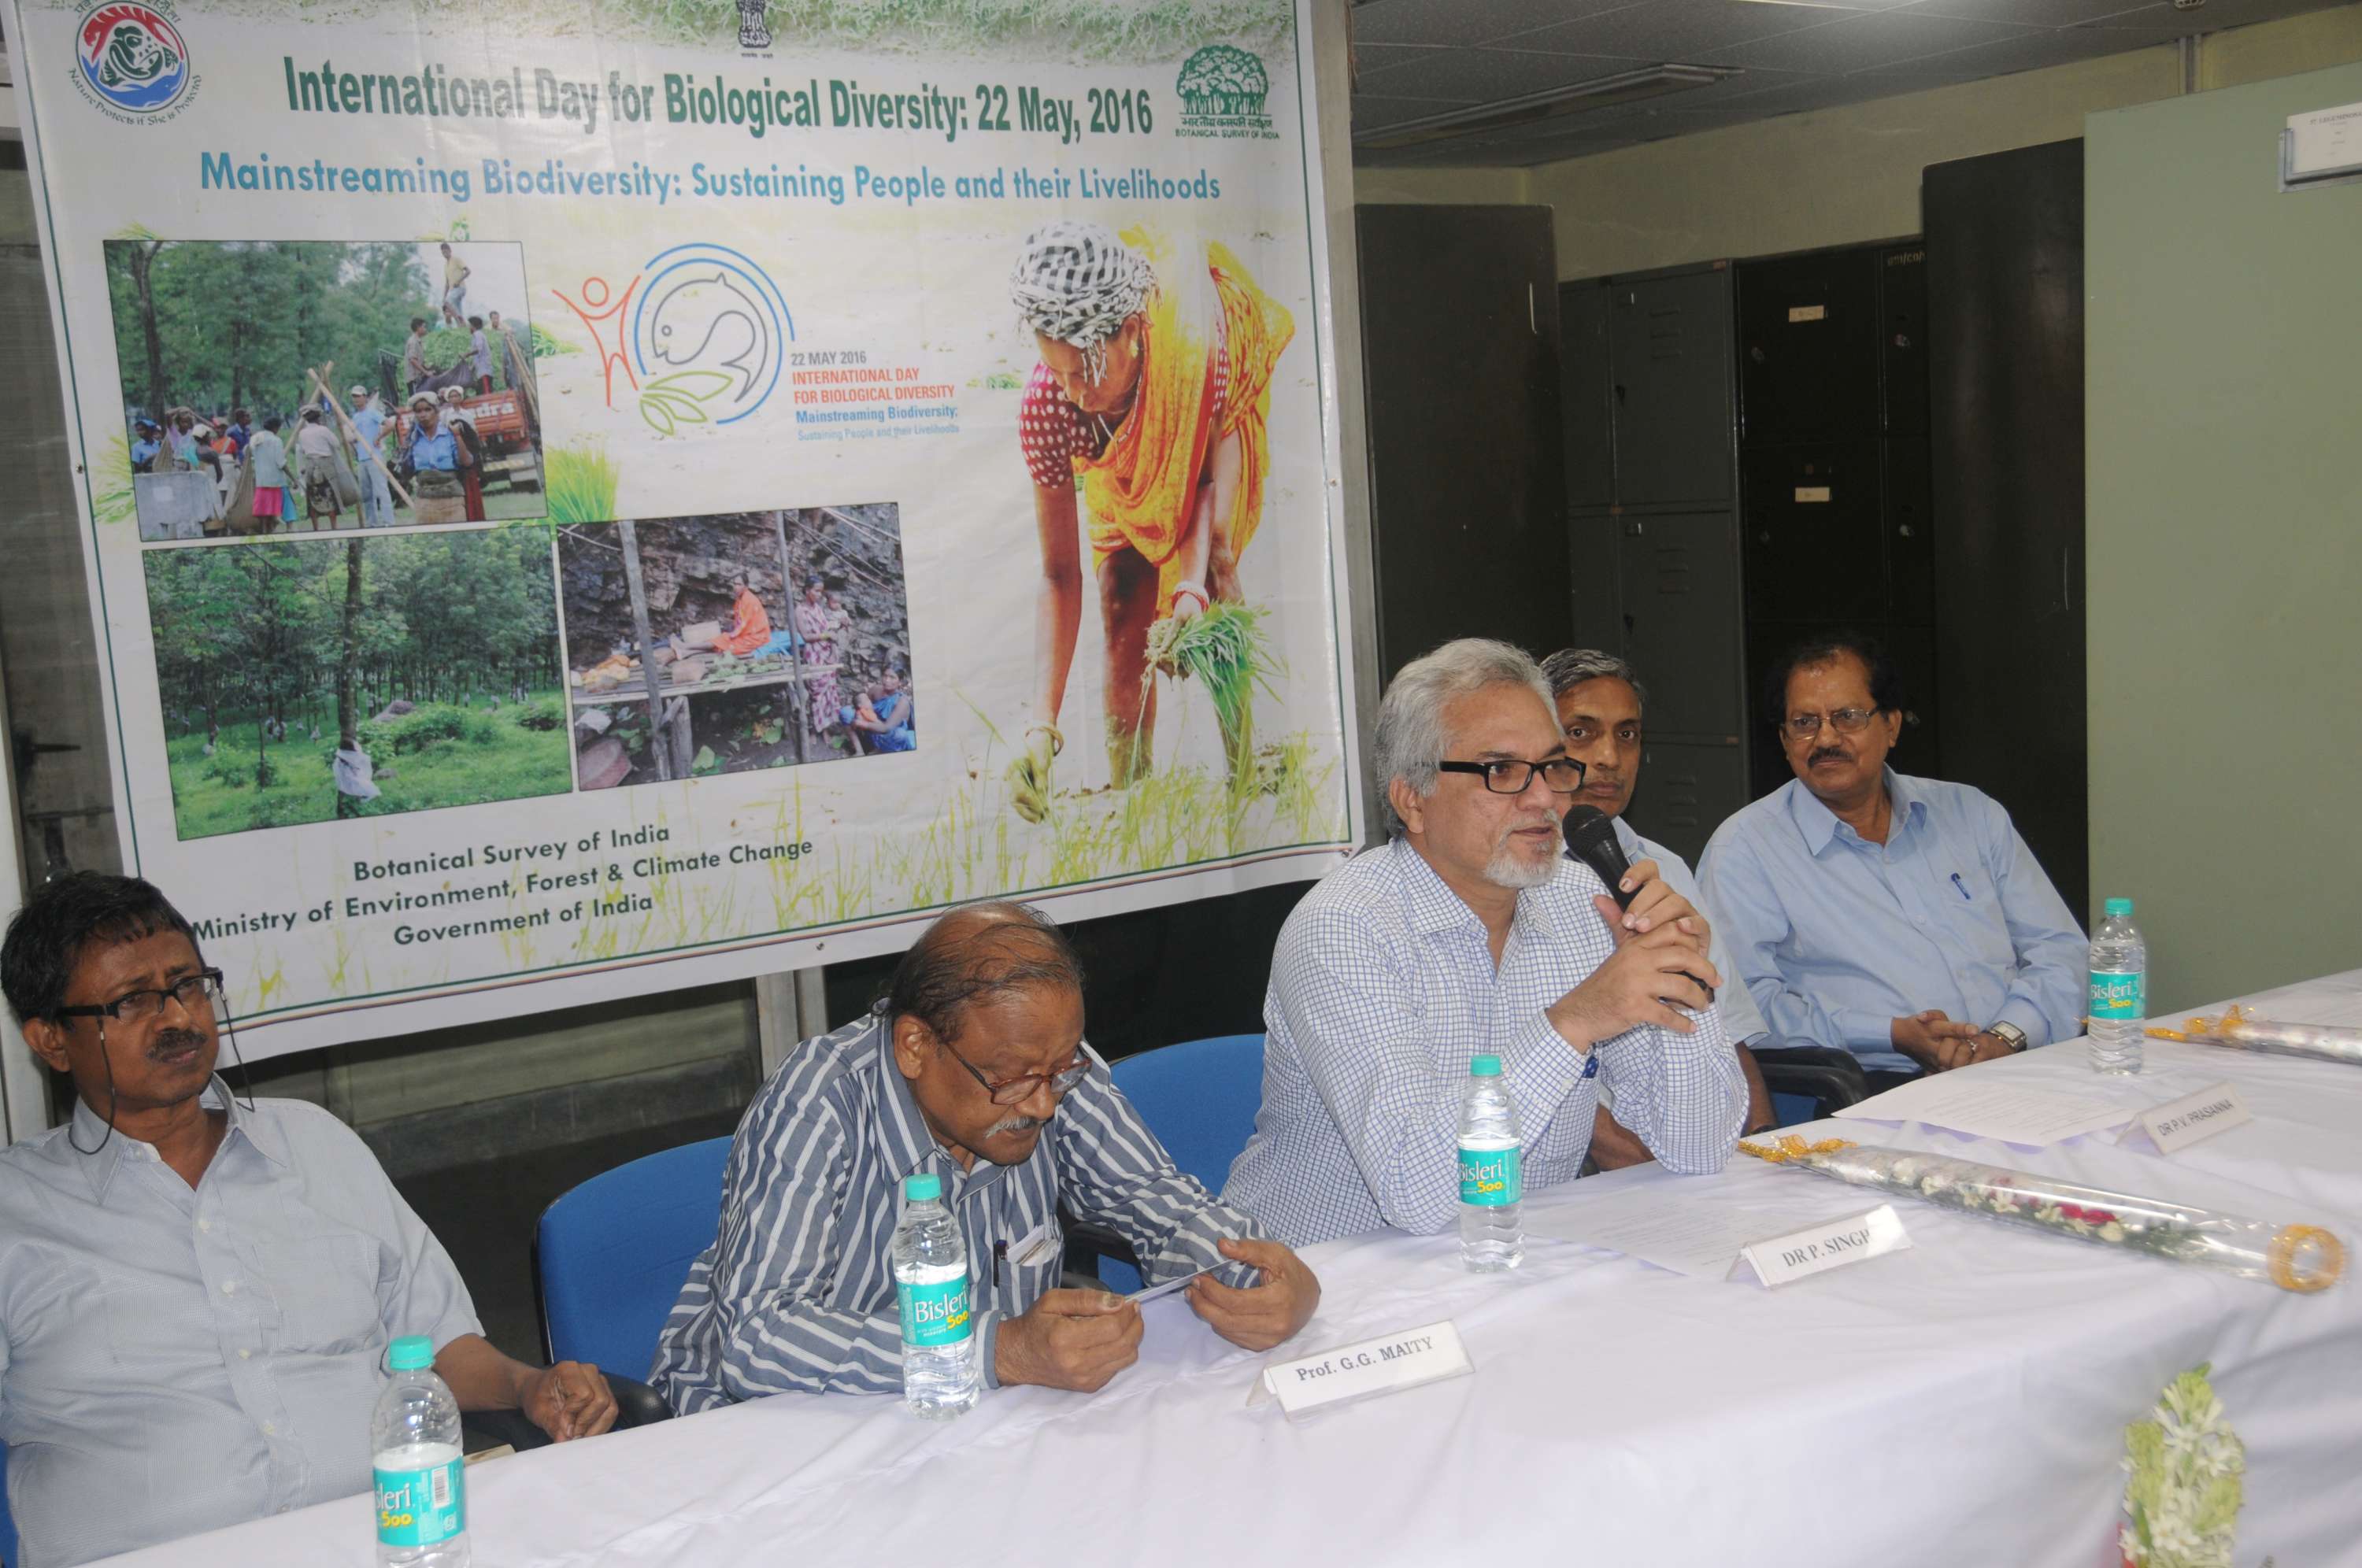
[198,1219,212,1233]
[220,1281,237,1295]
[263,1422,277,1437]
[239,1348,254,1359]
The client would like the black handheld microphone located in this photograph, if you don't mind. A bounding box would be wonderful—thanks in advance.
[1561,804,1715,1006]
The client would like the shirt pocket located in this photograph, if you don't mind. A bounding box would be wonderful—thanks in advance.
[259,1233,388,1355]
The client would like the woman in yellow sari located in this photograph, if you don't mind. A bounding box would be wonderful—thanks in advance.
[1005,220,1292,822]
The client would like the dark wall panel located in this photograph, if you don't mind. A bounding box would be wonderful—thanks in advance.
[1927,141,2089,921]
[1359,205,1569,680]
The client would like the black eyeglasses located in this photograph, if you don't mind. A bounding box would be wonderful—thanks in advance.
[55,968,224,1026]
[940,1039,1090,1106]
[1436,757,1586,795]
[1783,708,1882,740]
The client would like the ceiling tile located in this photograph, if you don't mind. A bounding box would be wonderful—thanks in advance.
[1352,42,1457,77]
[1505,0,1866,60]
[1351,0,1640,49]
[1712,9,2044,72]
[1353,94,1487,130]
[1356,46,1661,102]
[1890,0,2163,23]
[2072,0,2348,30]
[1857,23,2162,79]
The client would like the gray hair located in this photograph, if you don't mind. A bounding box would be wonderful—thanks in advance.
[1372,638,1555,836]
[1538,647,1647,715]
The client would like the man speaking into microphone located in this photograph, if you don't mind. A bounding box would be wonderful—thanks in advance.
[1223,640,1747,1248]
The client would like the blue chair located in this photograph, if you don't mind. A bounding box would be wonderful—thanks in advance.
[1087,1033,1268,1294]
[2,1442,14,1568]
[535,1136,733,1381]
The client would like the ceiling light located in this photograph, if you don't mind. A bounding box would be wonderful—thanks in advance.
[1353,64,1742,151]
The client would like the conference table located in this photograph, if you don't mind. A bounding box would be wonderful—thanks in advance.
[112,971,2362,1566]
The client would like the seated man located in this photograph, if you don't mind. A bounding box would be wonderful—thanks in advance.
[1698,631,2084,1092]
[841,666,916,753]
[1222,638,1747,1249]
[0,874,614,1568]
[677,574,772,658]
[651,902,1318,1411]
[1541,647,1777,1163]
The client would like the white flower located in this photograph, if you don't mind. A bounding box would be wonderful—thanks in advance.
[2101,1221,2126,1243]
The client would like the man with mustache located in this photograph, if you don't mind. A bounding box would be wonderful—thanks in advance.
[1698,632,2083,1090]
[1541,648,1778,1163]
[0,875,616,1568]
[652,902,1317,1411]
[1223,639,1748,1248]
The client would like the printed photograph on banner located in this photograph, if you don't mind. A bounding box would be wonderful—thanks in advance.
[1005,218,1295,824]
[104,237,546,540]
[557,505,911,789]
[142,528,570,838]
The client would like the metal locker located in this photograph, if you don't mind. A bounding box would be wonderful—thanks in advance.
[1615,512,1744,738]
[1627,739,1748,868]
[1741,442,1883,623]
[1737,250,1879,446]
[1880,246,1930,436]
[1561,281,1614,512]
[1886,436,1934,627]
[1608,268,1735,507]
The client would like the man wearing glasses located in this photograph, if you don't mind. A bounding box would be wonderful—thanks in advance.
[652,902,1319,1412]
[0,874,616,1568]
[1698,631,2084,1091]
[1222,639,1749,1249]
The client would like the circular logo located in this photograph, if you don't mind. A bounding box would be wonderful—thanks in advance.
[631,244,794,426]
[76,4,191,116]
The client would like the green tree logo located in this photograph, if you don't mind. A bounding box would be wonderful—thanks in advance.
[1175,44,1268,120]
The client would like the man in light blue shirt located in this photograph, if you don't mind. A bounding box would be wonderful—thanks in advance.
[346,384,394,528]
[1698,632,2084,1087]
[1542,648,1776,1162]
[0,875,617,1567]
[1223,639,1747,1248]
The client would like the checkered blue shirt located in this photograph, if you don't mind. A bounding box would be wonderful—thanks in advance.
[1223,839,1748,1247]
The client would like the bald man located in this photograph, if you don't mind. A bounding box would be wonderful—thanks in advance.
[651,903,1320,1411]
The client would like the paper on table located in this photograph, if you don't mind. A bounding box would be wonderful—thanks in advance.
[1834,1074,2142,1145]
[1523,1173,1872,1280]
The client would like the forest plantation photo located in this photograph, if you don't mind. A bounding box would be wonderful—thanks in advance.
[144,528,571,838]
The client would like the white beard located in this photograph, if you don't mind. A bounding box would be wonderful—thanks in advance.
[1484,840,1560,890]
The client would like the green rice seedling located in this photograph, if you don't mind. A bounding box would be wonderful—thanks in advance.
[544,442,620,525]
[1142,599,1278,790]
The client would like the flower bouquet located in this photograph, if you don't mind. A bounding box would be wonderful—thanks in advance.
[1738,1137,2344,1293]
[2148,1002,2362,1068]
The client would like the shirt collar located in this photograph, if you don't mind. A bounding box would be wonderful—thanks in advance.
[66,1074,284,1201]
[1389,835,1558,941]
[873,1015,1021,1197]
[1786,767,1923,855]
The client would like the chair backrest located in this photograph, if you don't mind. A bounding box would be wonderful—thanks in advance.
[2,1441,14,1568]
[1108,1034,1267,1196]
[535,1136,733,1380]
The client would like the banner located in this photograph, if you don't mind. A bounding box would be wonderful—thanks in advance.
[8,0,1359,1060]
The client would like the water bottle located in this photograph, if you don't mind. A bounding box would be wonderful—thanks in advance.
[893,1172,979,1419]
[1457,1054,1523,1271]
[372,1335,468,1567]
[2089,896,2147,1076]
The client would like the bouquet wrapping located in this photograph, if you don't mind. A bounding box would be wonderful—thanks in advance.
[1739,1137,2342,1293]
[2146,1003,2362,1067]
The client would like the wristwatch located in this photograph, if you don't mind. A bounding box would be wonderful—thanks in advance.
[1986,1022,2028,1053]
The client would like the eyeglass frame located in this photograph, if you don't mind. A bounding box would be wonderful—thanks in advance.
[1435,757,1588,795]
[1779,706,1888,741]
[938,1036,1091,1106]
[53,967,226,1026]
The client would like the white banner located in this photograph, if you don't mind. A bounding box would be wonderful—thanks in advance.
[8,0,1360,1060]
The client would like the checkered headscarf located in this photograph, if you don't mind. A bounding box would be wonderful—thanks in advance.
[1009,221,1156,382]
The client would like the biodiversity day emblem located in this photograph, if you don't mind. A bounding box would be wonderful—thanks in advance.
[8,0,1358,1060]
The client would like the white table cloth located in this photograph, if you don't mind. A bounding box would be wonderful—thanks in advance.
[105,974,2362,1567]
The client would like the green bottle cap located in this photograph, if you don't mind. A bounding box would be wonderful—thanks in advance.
[2104,897,2134,917]
[1470,1054,1503,1077]
[904,1172,942,1202]
[388,1335,433,1371]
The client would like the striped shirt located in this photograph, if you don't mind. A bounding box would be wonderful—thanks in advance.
[650,1014,1264,1412]
[0,1079,480,1568]
[1222,839,1749,1248]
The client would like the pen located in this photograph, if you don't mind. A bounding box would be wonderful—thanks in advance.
[993,1239,1006,1287]
[1950,873,1971,902]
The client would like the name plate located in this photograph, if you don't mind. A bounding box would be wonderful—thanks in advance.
[1253,1320,1472,1419]
[1736,1204,1910,1288]
[2125,1081,2253,1156]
